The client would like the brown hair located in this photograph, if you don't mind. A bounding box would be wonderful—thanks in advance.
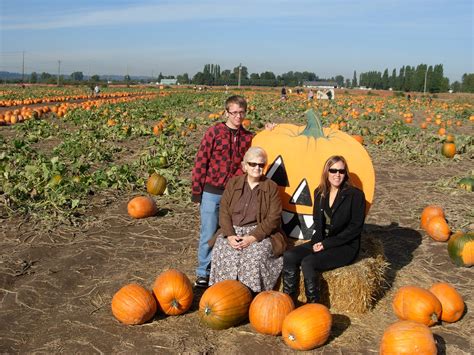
[317,155,352,197]
[225,95,247,111]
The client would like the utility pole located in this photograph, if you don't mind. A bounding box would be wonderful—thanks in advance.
[238,63,242,88]
[57,60,61,86]
[423,66,428,93]
[22,51,25,83]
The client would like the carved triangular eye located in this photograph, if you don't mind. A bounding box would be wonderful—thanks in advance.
[290,179,312,206]
[265,155,289,187]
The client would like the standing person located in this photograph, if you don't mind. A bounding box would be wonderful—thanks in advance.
[282,155,366,303]
[308,89,314,101]
[208,147,287,293]
[281,86,287,100]
[94,85,100,97]
[191,95,253,288]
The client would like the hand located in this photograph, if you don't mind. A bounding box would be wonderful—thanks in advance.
[227,235,242,249]
[313,242,324,253]
[264,122,277,131]
[238,235,257,250]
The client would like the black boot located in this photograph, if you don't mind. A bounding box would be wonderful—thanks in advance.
[282,268,300,302]
[304,276,320,303]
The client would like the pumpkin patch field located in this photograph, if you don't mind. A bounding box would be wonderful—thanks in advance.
[0,85,473,353]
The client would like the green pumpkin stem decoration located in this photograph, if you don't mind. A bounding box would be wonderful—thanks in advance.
[300,110,326,139]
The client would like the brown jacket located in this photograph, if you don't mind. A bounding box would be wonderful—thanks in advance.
[208,174,288,257]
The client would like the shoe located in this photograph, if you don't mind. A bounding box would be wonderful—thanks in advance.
[282,267,300,302]
[194,276,209,288]
[304,276,321,303]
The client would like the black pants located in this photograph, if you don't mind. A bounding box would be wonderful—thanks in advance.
[283,242,358,279]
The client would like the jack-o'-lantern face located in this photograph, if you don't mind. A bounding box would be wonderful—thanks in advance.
[252,110,375,240]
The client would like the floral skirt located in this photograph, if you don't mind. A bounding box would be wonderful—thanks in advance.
[209,225,283,292]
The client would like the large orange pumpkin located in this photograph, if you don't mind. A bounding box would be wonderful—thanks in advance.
[447,231,474,267]
[111,284,157,325]
[392,286,441,326]
[127,196,157,219]
[379,320,436,355]
[425,216,451,242]
[252,109,375,239]
[249,291,295,335]
[420,205,444,230]
[199,280,252,329]
[281,303,332,351]
[152,269,193,316]
[429,282,465,323]
[146,172,167,196]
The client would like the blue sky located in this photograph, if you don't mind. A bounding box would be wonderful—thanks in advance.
[1,0,472,82]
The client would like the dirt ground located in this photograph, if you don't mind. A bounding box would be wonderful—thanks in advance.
[1,149,472,354]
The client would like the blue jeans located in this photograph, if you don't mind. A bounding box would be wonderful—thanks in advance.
[197,192,222,277]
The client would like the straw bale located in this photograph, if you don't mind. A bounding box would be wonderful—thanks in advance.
[278,233,388,314]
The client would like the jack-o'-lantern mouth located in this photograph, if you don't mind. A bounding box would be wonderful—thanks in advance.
[281,210,314,240]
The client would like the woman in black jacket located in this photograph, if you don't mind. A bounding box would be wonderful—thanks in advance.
[282,155,366,303]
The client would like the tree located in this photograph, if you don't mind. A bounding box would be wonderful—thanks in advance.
[352,71,357,87]
[124,74,131,82]
[71,71,84,81]
[158,72,164,82]
[381,69,389,90]
[461,73,474,92]
[390,69,397,90]
[451,81,461,93]
[345,79,351,88]
[40,72,52,82]
[90,74,100,82]
[30,72,38,83]
[177,73,190,84]
[335,75,344,87]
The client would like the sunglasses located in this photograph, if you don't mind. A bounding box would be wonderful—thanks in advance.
[329,168,346,174]
[247,162,266,168]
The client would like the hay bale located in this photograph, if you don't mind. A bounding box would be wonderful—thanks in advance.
[278,233,388,314]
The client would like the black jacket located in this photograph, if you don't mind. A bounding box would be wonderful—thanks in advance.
[311,185,366,251]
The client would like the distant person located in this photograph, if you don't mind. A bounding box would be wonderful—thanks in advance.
[281,87,287,100]
[407,93,411,101]
[94,85,100,97]
[326,90,332,100]
[308,89,314,101]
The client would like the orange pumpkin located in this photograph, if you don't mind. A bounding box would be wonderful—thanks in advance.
[252,109,375,239]
[152,269,193,316]
[420,205,444,231]
[281,303,332,351]
[146,173,167,195]
[127,196,157,219]
[379,320,436,355]
[441,142,456,158]
[242,119,251,129]
[199,280,252,329]
[351,134,364,144]
[392,286,441,326]
[429,282,465,323]
[111,284,157,325]
[425,216,451,242]
[249,291,295,335]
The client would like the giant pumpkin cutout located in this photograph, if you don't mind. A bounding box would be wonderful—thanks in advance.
[252,109,375,240]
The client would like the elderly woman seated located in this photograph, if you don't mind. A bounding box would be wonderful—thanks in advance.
[208,146,287,293]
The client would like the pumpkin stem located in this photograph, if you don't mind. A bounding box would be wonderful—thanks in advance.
[300,109,326,138]
[171,299,180,309]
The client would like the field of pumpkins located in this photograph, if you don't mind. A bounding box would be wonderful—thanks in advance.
[0,85,472,353]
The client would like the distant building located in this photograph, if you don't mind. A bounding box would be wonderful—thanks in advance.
[303,81,337,89]
[160,78,177,85]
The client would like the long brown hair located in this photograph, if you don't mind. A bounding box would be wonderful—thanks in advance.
[316,155,352,197]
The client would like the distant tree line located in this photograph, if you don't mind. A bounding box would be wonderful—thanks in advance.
[2,64,473,93]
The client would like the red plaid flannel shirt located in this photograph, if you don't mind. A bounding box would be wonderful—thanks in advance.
[191,122,253,202]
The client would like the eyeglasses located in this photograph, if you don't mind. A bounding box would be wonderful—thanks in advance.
[329,168,346,174]
[227,110,246,117]
[247,162,266,168]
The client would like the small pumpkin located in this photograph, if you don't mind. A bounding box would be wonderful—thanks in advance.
[146,172,167,195]
[281,303,332,351]
[199,280,252,330]
[249,291,295,335]
[152,269,193,316]
[379,320,436,355]
[429,282,465,323]
[458,177,474,192]
[447,231,474,267]
[420,205,444,231]
[127,196,157,219]
[441,142,456,158]
[111,284,157,325]
[392,286,441,326]
[425,215,451,242]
